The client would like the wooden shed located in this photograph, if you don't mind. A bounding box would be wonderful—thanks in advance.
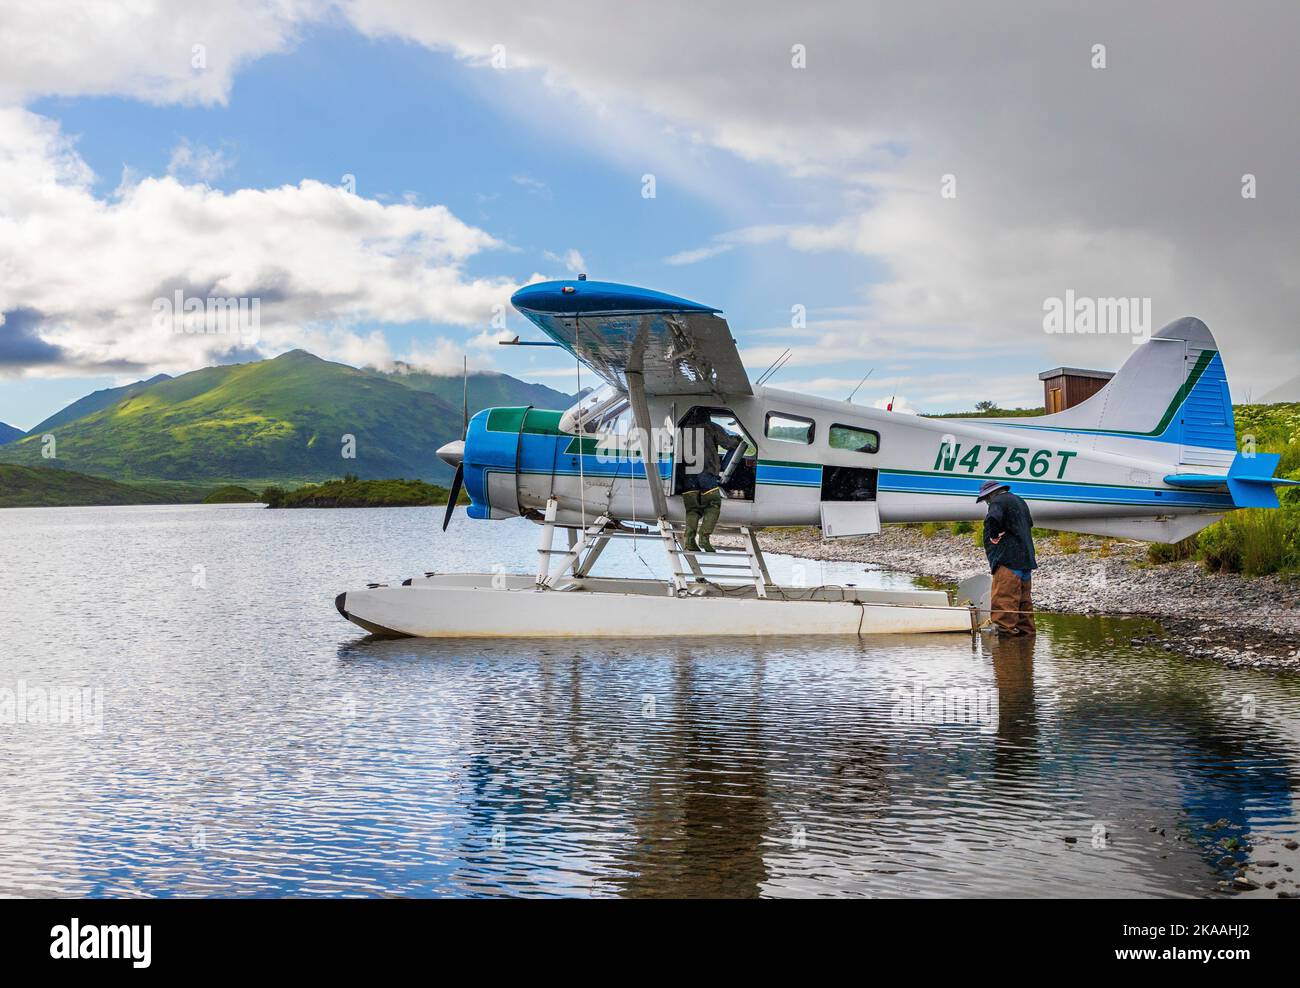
[1039,367,1114,413]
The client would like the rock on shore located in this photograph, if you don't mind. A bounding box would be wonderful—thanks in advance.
[750,526,1300,674]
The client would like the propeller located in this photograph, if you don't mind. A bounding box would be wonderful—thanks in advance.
[438,357,469,531]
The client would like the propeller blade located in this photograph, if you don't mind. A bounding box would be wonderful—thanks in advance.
[442,463,464,531]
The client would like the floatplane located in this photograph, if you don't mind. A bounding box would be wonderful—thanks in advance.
[336,279,1295,638]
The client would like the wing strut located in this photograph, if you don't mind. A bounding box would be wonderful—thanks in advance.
[626,368,689,595]
[626,369,669,521]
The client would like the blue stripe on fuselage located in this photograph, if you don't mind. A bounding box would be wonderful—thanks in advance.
[877,471,1233,509]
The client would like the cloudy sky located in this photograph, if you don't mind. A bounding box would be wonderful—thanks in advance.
[1,0,1297,428]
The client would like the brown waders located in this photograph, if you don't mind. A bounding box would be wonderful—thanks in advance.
[990,565,1035,635]
[683,488,723,552]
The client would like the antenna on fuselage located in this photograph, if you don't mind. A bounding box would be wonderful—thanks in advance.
[755,348,792,388]
[846,368,874,403]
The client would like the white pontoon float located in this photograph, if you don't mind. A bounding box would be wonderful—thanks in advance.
[335,509,986,638]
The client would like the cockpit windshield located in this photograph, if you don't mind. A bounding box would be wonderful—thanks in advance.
[559,384,630,435]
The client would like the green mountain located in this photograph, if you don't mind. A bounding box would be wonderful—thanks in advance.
[26,373,172,435]
[0,421,22,445]
[0,464,206,507]
[0,351,467,486]
[378,363,573,413]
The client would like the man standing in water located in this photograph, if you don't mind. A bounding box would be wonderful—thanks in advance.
[976,480,1037,635]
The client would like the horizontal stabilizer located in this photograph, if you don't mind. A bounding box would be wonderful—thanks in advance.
[1166,453,1299,509]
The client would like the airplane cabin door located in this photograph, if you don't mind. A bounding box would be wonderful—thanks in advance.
[819,465,881,538]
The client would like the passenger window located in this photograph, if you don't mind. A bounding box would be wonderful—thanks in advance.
[765,412,814,444]
[829,424,880,454]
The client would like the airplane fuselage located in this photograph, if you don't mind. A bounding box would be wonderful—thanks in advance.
[460,384,1233,543]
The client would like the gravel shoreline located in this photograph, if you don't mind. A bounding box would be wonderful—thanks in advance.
[750,526,1300,674]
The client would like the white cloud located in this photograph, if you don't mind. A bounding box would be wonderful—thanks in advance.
[0,0,322,106]
[542,248,586,273]
[167,138,234,183]
[399,337,492,375]
[339,0,1300,397]
[665,225,791,265]
[0,107,516,377]
[3,1,1297,399]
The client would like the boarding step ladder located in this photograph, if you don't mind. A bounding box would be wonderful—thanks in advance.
[666,524,772,598]
[531,497,772,598]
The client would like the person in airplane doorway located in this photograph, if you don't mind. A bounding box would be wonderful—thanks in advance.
[976,479,1038,635]
[681,408,742,554]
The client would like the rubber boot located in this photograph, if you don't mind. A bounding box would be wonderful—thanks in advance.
[682,490,701,552]
[697,489,722,553]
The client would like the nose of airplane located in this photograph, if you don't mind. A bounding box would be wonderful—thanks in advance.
[437,439,465,468]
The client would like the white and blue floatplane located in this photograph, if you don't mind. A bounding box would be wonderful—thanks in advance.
[336,279,1296,638]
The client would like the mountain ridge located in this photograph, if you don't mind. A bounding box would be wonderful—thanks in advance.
[0,352,574,486]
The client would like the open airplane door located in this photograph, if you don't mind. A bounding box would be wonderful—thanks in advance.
[821,500,881,538]
[819,466,881,538]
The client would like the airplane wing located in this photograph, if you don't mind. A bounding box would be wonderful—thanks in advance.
[510,280,752,398]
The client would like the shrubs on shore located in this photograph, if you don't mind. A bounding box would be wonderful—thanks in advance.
[1147,536,1199,565]
[260,476,466,508]
[1144,403,1300,577]
[1196,506,1299,576]
[1144,505,1298,577]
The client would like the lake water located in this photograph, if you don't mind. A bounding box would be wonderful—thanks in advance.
[3,504,1300,898]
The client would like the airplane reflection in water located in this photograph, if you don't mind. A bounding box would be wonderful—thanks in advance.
[339,616,1299,898]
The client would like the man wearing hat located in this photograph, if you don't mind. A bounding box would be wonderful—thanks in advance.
[976,479,1037,635]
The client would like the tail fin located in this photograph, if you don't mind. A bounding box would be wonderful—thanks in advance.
[1030,317,1235,466]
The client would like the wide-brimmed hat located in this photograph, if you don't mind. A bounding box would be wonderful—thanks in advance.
[975,480,1010,502]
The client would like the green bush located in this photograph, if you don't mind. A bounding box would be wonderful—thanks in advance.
[1199,506,1299,576]
[1147,536,1199,565]
[1057,531,1080,554]
[952,520,974,535]
[921,521,940,539]
[263,477,463,509]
